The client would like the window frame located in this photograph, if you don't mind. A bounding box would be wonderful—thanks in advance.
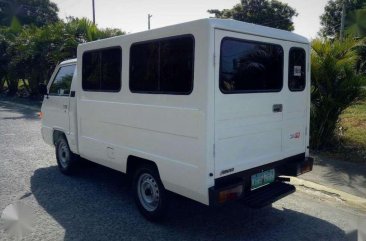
[82,46,122,93]
[219,37,284,94]
[129,34,195,95]
[288,47,306,92]
[49,63,76,97]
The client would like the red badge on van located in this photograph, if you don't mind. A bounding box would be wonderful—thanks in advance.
[290,132,301,139]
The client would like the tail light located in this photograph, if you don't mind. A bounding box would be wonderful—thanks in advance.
[218,185,243,204]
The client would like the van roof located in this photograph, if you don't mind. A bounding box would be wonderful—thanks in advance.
[60,58,77,65]
[205,18,309,44]
[79,18,309,48]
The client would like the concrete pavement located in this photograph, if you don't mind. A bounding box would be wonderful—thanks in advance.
[301,155,366,199]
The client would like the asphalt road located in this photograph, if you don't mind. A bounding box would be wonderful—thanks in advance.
[0,101,365,241]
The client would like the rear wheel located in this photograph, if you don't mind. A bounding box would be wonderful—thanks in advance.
[55,135,78,175]
[133,165,167,221]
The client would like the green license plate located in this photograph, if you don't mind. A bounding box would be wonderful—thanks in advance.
[251,169,275,190]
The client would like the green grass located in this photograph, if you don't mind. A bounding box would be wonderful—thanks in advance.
[339,97,366,150]
[320,95,366,162]
[1,79,30,90]
[2,80,7,89]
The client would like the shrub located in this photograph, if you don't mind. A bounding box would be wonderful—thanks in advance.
[311,38,365,149]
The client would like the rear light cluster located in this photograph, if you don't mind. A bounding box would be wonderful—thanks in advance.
[218,185,243,204]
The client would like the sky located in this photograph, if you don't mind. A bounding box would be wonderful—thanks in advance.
[53,0,329,40]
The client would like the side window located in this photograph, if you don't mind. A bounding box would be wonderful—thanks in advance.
[49,64,75,96]
[289,48,306,91]
[130,35,194,94]
[82,47,122,92]
[219,38,284,93]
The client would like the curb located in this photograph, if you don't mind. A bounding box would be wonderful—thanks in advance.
[0,100,41,112]
[288,176,366,211]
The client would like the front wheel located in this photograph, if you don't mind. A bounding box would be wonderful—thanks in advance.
[133,165,167,221]
[55,135,78,175]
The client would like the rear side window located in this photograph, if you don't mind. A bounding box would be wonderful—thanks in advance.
[220,38,284,93]
[288,48,306,91]
[82,47,122,92]
[49,64,75,96]
[130,35,194,94]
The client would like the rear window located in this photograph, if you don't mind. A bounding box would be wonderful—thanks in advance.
[129,35,194,94]
[288,48,306,91]
[82,47,122,92]
[220,37,284,94]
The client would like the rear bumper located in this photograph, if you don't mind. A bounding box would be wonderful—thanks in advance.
[209,153,313,206]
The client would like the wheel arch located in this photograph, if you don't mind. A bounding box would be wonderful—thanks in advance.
[53,129,66,145]
[126,156,161,180]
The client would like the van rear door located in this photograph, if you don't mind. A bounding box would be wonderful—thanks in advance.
[282,46,309,158]
[214,29,308,179]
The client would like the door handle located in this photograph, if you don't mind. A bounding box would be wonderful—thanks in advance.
[63,104,68,109]
[273,104,283,113]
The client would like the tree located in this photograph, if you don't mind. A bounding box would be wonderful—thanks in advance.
[0,18,24,95]
[310,38,365,149]
[3,17,124,96]
[345,5,366,37]
[0,0,59,27]
[319,0,366,38]
[355,38,366,76]
[208,0,298,31]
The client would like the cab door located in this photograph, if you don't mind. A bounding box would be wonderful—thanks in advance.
[42,64,76,135]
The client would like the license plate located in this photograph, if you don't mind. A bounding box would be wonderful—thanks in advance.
[251,169,275,190]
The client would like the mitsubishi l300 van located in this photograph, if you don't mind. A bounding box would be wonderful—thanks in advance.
[40,18,313,221]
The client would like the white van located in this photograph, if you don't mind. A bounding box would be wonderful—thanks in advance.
[40,18,313,221]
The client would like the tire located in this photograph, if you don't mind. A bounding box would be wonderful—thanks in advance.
[133,165,167,221]
[55,135,78,175]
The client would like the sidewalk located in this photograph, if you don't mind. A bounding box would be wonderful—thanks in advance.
[301,154,366,198]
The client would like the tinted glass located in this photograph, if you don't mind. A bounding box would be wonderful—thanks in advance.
[49,64,75,96]
[82,51,100,90]
[130,42,159,92]
[130,35,194,94]
[289,48,306,91]
[220,38,284,93]
[82,47,122,92]
[159,37,194,93]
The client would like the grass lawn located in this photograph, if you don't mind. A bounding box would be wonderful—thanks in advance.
[1,79,30,92]
[337,95,366,162]
[340,98,366,149]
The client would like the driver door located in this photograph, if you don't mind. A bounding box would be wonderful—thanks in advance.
[42,64,76,135]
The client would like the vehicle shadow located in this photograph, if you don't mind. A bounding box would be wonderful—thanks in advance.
[302,155,366,198]
[30,163,347,241]
[0,102,40,120]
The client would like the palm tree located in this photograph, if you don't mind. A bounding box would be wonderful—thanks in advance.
[310,38,365,149]
[0,16,124,96]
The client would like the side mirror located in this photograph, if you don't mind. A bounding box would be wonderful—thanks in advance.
[39,83,48,96]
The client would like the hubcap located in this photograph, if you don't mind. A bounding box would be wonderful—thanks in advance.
[137,173,160,212]
[58,141,69,168]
